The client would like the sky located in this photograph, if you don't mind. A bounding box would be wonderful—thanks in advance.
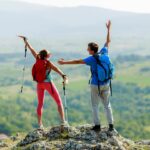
[18,0,150,13]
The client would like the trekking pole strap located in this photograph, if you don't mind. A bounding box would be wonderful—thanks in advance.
[63,83,66,95]
[25,44,27,57]
[110,80,112,96]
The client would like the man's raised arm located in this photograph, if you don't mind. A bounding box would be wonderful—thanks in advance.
[105,20,111,48]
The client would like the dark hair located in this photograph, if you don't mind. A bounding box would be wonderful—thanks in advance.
[88,42,99,53]
[39,49,49,60]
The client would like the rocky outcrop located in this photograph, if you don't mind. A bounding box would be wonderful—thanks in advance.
[13,125,136,150]
[1,125,150,150]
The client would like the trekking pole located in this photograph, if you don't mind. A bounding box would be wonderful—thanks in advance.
[63,82,68,122]
[20,37,28,93]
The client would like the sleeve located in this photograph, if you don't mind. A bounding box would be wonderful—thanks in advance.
[99,45,108,54]
[83,56,93,66]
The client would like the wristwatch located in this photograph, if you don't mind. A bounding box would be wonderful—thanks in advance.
[62,74,67,79]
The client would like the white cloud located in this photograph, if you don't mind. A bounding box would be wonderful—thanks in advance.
[19,0,150,13]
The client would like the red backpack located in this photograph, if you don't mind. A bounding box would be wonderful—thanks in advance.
[32,59,50,83]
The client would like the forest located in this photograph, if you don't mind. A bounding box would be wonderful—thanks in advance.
[0,52,149,140]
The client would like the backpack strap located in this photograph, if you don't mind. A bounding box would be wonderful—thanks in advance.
[46,60,52,76]
[93,54,107,77]
[110,80,112,96]
[89,67,92,84]
[97,81,101,96]
[92,54,104,95]
[45,60,54,94]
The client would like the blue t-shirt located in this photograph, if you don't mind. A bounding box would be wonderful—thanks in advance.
[83,46,109,86]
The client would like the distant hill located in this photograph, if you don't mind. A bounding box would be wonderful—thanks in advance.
[0,0,150,38]
[0,0,150,55]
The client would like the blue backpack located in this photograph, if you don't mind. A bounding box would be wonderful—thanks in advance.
[92,53,115,96]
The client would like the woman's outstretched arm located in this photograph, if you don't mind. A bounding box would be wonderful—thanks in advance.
[18,36,38,59]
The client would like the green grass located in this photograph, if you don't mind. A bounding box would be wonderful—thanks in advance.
[116,60,150,87]
[117,75,150,87]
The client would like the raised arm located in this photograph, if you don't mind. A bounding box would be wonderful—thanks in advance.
[18,36,38,59]
[105,20,111,48]
[58,59,85,65]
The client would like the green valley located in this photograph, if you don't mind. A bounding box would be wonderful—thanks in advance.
[0,53,149,141]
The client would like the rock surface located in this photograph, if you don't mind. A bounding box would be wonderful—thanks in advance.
[0,134,8,140]
[1,125,150,150]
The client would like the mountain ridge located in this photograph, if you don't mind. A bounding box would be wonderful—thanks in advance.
[3,0,150,14]
[1,0,150,55]
[0,0,150,38]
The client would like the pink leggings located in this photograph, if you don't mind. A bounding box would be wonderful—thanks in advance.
[37,82,63,116]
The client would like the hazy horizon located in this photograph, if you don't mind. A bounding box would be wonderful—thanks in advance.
[10,0,150,14]
[0,0,150,55]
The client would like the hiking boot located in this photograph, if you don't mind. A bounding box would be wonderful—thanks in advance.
[107,125,118,136]
[61,121,69,127]
[108,124,114,132]
[38,124,44,130]
[91,125,101,131]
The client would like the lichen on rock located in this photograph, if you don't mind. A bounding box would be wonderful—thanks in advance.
[1,124,148,150]
[13,124,132,150]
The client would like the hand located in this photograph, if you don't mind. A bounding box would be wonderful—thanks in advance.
[106,20,111,30]
[58,58,65,65]
[62,75,69,85]
[18,35,28,42]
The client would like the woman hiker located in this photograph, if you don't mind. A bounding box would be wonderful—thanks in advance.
[19,36,68,129]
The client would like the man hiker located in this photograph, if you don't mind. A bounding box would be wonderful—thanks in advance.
[19,36,68,129]
[58,20,114,131]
